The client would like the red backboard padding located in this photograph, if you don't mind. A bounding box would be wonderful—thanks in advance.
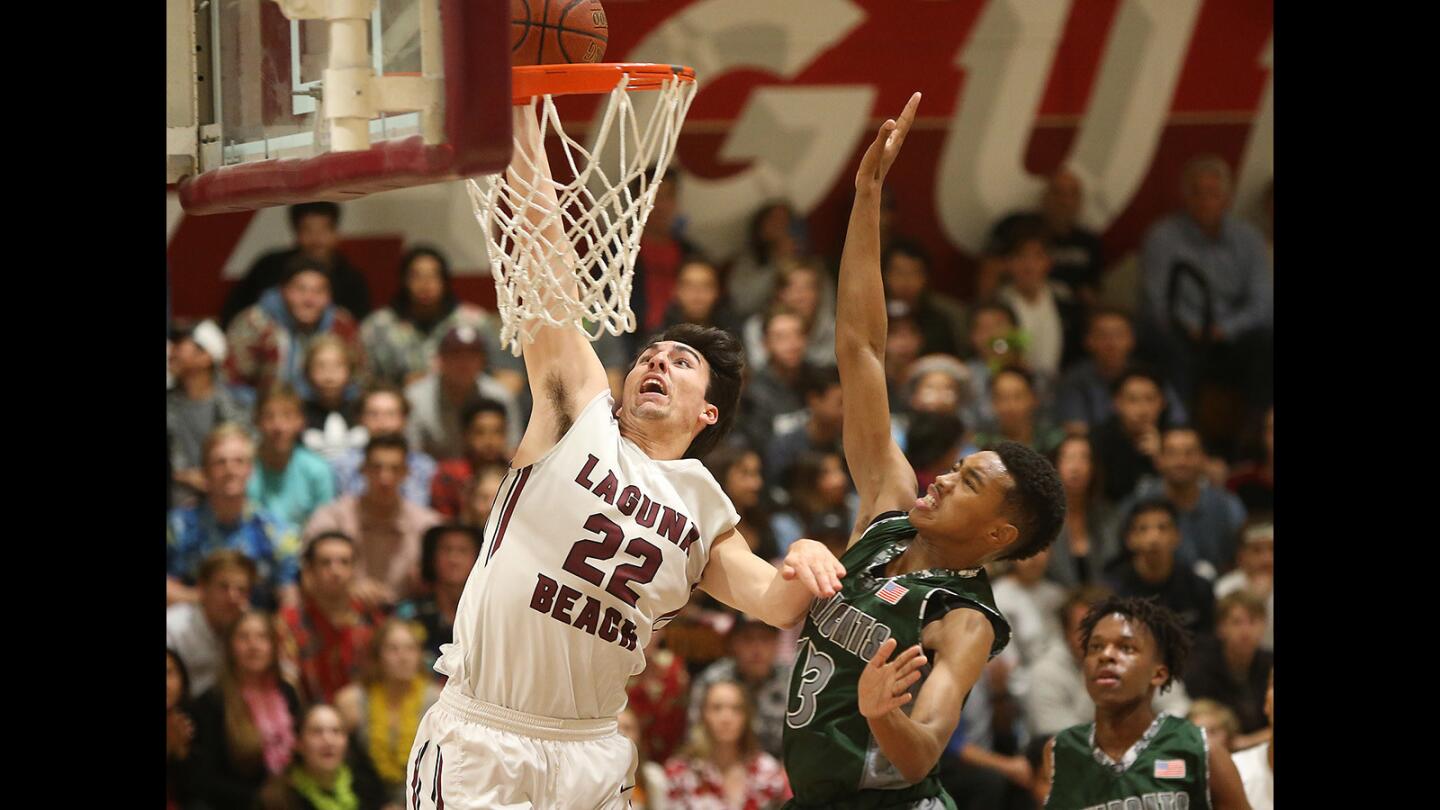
[179,0,512,215]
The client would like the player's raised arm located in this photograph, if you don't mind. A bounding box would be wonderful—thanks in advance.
[837,92,923,537]
[857,606,994,783]
[505,105,612,468]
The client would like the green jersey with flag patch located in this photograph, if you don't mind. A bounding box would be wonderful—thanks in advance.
[1046,713,1211,810]
[781,513,1012,809]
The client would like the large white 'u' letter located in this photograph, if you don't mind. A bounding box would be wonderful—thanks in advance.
[598,0,870,261]
[1234,35,1273,219]
[937,0,1202,253]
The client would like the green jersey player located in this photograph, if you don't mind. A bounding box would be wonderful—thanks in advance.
[781,92,1067,809]
[1039,597,1251,809]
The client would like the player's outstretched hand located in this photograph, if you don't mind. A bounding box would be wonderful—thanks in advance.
[779,538,847,599]
[858,637,927,719]
[855,91,921,192]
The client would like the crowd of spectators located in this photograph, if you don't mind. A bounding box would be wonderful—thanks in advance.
[168,153,1273,809]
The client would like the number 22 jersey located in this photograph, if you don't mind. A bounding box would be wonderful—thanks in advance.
[435,390,739,720]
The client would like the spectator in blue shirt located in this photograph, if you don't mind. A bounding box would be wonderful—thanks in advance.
[248,383,336,527]
[1117,426,1247,580]
[168,424,301,609]
[1138,155,1273,421]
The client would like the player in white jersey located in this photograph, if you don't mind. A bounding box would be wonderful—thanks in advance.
[405,107,849,810]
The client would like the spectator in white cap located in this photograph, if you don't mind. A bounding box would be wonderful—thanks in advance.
[403,324,521,460]
[168,318,254,508]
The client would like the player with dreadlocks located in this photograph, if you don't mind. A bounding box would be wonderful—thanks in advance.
[1039,596,1251,809]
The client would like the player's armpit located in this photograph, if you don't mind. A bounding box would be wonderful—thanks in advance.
[866,607,995,783]
[1205,737,1253,810]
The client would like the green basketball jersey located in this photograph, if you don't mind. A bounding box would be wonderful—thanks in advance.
[1046,714,1211,810]
[782,513,1012,809]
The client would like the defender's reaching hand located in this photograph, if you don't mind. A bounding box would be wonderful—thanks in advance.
[858,638,928,718]
[855,92,921,191]
[779,538,847,599]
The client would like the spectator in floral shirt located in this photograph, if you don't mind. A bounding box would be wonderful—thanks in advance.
[168,423,300,610]
[331,384,437,506]
[665,679,791,809]
[429,398,511,519]
[278,531,385,704]
[358,246,522,391]
[248,384,336,529]
[225,256,365,394]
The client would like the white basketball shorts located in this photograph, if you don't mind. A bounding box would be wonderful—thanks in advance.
[405,684,638,810]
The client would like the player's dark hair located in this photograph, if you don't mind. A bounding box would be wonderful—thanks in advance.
[303,530,356,565]
[420,523,484,586]
[993,440,1067,561]
[364,432,410,462]
[461,398,509,433]
[639,323,746,459]
[883,238,931,274]
[1079,596,1192,692]
[289,202,342,230]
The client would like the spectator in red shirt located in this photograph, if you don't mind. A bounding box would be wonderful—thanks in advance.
[430,398,510,518]
[279,532,385,704]
[664,679,792,809]
[626,632,691,765]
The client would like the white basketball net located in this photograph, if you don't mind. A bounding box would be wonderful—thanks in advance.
[466,73,698,355]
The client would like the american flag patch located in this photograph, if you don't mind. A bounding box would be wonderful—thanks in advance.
[1153,759,1186,779]
[876,581,909,604]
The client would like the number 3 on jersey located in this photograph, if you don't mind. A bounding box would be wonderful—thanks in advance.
[786,639,835,729]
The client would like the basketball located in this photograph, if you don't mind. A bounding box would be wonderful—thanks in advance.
[511,0,609,66]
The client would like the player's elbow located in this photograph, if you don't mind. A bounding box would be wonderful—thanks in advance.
[895,751,941,785]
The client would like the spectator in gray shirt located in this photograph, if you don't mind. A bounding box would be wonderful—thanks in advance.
[405,325,521,460]
[168,319,253,507]
[1138,155,1273,418]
